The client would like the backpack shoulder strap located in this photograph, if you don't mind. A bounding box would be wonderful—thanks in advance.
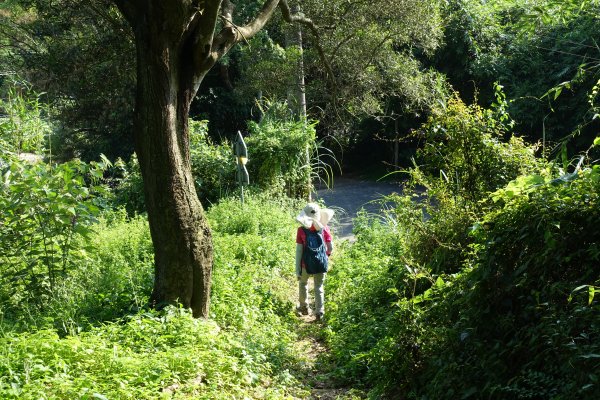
[301,227,310,246]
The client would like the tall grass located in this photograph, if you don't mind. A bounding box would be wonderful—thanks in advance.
[0,194,311,398]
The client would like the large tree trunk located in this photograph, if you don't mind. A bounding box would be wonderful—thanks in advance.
[131,6,213,318]
[114,0,290,318]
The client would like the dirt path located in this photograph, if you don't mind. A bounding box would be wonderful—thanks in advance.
[292,314,364,399]
[314,176,403,241]
[286,176,403,399]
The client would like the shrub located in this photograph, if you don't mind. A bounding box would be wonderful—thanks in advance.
[110,120,236,213]
[415,90,540,203]
[110,112,321,213]
[54,211,155,331]
[208,193,303,331]
[111,155,146,216]
[411,162,600,399]
[324,92,596,397]
[245,101,317,199]
[326,160,600,399]
[0,81,50,155]
[0,157,108,323]
[0,307,297,399]
[0,192,308,398]
[390,89,545,274]
[189,119,237,204]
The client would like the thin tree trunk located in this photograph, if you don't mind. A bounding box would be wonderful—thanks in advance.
[287,4,311,200]
[394,118,399,169]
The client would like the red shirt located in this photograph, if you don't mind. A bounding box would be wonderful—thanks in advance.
[296,225,332,256]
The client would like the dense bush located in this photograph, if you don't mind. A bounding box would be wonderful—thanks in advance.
[436,0,600,152]
[245,101,318,199]
[0,82,50,156]
[0,157,109,324]
[110,155,146,216]
[416,90,540,203]
[391,91,542,274]
[411,163,600,399]
[326,160,600,399]
[0,308,295,399]
[51,212,155,331]
[189,119,237,204]
[325,91,598,397]
[111,112,318,214]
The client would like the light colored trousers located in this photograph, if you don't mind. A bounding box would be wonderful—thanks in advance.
[298,269,326,314]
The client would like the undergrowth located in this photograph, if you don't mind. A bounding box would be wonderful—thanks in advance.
[326,161,600,399]
[0,194,309,399]
[324,93,600,399]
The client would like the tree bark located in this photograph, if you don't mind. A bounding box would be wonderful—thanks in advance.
[126,2,213,318]
[113,0,292,318]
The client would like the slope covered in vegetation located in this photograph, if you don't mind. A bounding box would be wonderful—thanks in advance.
[325,97,600,399]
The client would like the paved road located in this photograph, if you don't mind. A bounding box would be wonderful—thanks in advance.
[314,176,403,241]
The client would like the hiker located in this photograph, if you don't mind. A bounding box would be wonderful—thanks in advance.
[295,203,334,321]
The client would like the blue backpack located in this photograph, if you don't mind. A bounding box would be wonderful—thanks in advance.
[302,228,329,274]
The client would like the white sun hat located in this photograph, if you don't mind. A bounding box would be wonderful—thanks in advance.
[296,202,334,230]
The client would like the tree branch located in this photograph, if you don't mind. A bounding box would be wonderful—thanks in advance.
[205,0,280,72]
[86,0,133,40]
[279,0,336,88]
[221,0,234,29]
[189,0,224,75]
[235,0,281,39]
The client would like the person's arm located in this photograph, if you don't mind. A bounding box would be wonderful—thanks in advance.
[326,241,333,256]
[295,243,303,277]
[324,226,333,256]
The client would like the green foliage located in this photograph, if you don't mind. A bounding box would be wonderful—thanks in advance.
[108,119,235,213]
[326,154,600,398]
[110,155,146,216]
[0,307,295,399]
[437,0,600,152]
[0,210,153,333]
[376,91,543,274]
[414,163,600,399]
[0,193,307,398]
[325,217,409,381]
[245,101,318,198]
[324,89,597,398]
[0,157,108,319]
[208,194,303,374]
[108,110,323,216]
[189,119,237,204]
[1,0,136,162]
[416,90,540,202]
[234,31,300,102]
[325,201,473,396]
[47,211,154,331]
[0,81,50,155]
[387,191,475,275]
[299,0,444,134]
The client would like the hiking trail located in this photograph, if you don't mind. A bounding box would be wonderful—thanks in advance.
[288,176,403,399]
[314,175,402,241]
